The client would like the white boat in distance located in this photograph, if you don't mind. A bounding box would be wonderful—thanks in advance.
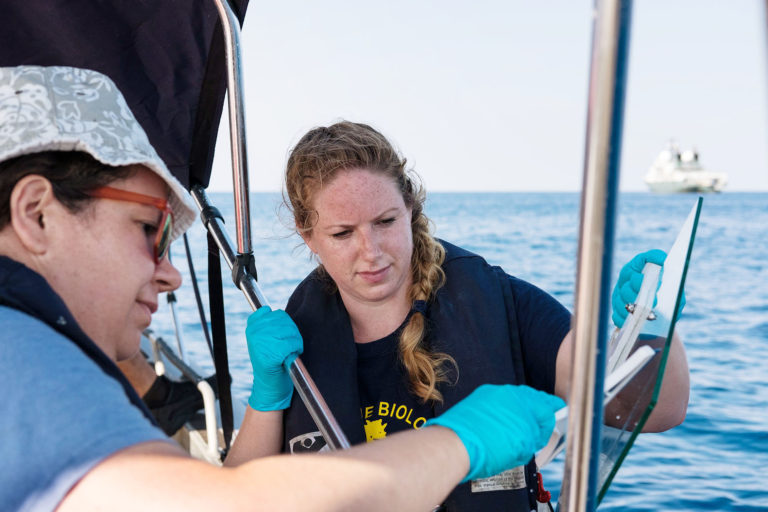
[644,141,727,193]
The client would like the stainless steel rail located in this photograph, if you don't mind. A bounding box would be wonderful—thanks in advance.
[206,0,350,450]
[202,0,351,451]
[211,0,252,255]
[144,329,221,462]
[561,1,632,510]
[191,185,351,451]
[167,290,186,359]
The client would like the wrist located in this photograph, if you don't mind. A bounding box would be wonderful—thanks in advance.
[424,418,481,483]
[247,388,293,412]
[422,424,471,484]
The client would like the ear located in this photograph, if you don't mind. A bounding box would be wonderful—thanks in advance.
[9,175,57,253]
[299,225,316,254]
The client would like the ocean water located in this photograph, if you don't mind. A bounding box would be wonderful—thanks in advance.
[150,191,768,511]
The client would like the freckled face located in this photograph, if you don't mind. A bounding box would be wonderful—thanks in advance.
[303,168,413,311]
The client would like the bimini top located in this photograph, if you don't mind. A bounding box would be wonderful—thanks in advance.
[0,0,249,191]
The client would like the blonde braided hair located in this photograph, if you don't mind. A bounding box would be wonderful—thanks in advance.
[285,121,457,403]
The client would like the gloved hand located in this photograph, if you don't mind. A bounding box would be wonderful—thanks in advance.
[611,249,686,328]
[424,384,565,482]
[245,306,303,411]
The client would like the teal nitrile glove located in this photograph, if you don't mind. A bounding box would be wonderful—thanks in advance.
[612,249,667,328]
[245,306,303,411]
[424,384,565,483]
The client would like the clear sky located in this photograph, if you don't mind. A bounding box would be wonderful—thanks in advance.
[208,1,768,192]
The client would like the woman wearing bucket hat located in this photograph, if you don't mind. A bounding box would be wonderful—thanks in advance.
[0,65,563,511]
[0,63,213,435]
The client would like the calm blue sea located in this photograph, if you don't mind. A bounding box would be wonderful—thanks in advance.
[150,191,768,511]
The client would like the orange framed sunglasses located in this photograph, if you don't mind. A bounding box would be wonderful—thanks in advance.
[86,186,174,263]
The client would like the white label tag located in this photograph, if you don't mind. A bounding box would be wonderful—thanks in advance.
[287,431,330,453]
[470,466,527,492]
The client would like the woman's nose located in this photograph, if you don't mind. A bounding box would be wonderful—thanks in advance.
[155,253,182,292]
[359,229,382,261]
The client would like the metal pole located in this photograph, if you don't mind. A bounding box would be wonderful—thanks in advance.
[765,0,768,113]
[192,186,352,450]
[207,0,352,450]
[560,1,632,511]
[168,292,186,359]
[211,0,252,255]
[203,0,351,451]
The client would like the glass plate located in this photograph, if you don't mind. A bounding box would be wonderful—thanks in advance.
[596,197,702,502]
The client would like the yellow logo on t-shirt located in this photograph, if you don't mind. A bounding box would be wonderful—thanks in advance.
[364,419,388,441]
[361,401,428,442]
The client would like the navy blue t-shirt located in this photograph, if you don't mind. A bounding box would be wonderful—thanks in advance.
[505,274,571,394]
[357,322,434,442]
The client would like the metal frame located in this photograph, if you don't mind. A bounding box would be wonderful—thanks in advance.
[211,0,252,256]
[197,0,352,451]
[145,330,220,462]
[560,0,633,510]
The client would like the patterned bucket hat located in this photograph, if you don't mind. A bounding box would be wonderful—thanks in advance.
[0,65,196,240]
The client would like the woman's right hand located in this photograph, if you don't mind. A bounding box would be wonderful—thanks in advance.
[245,306,303,411]
[611,249,666,328]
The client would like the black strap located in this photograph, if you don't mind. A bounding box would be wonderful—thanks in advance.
[184,233,214,359]
[207,232,234,453]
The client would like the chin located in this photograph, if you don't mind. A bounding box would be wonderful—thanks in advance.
[363,290,399,304]
[115,334,143,361]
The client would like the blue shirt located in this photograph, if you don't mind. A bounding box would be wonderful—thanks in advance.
[0,257,167,511]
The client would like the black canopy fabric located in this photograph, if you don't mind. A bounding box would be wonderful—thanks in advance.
[0,0,248,189]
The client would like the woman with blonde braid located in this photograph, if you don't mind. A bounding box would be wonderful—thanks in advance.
[230,121,690,511]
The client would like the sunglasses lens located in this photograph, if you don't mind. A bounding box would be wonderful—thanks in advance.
[155,212,173,261]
